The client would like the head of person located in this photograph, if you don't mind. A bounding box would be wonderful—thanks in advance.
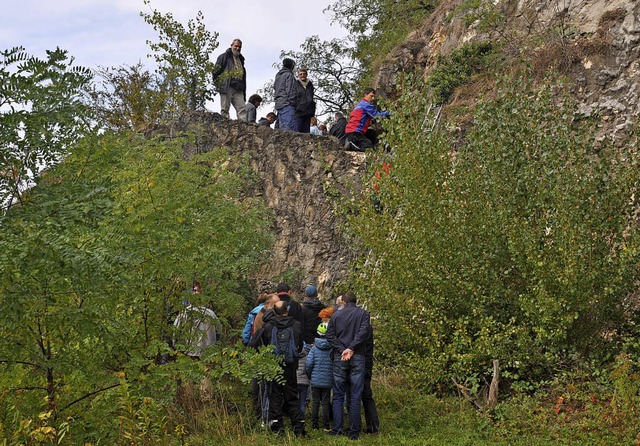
[310,116,318,126]
[318,124,327,134]
[334,112,345,121]
[298,68,308,81]
[266,112,277,123]
[231,39,242,55]
[363,88,376,103]
[317,322,328,337]
[256,293,269,305]
[282,58,295,71]
[318,307,335,322]
[335,295,345,309]
[264,293,280,310]
[343,291,357,305]
[304,285,318,300]
[276,282,291,300]
[274,300,288,316]
[248,94,262,107]
[192,281,202,294]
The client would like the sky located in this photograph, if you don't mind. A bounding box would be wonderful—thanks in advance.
[1,0,349,116]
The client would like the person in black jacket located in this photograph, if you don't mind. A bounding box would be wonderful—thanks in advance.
[212,39,247,121]
[294,68,316,133]
[256,301,306,437]
[301,285,326,345]
[326,291,371,440]
[329,112,348,147]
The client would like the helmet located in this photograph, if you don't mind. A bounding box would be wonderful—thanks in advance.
[317,322,328,336]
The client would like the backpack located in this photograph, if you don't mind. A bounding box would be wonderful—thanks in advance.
[270,326,299,365]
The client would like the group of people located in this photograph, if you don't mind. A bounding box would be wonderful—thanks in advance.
[244,284,379,440]
[212,39,390,151]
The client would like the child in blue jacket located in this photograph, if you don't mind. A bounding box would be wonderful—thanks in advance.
[306,322,333,430]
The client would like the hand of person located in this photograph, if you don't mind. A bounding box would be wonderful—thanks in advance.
[341,348,354,361]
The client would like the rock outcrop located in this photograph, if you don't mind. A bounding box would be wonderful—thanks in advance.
[375,0,640,139]
[178,113,367,294]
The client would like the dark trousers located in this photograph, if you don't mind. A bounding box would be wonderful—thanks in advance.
[268,365,305,435]
[345,131,376,151]
[362,364,379,432]
[311,386,331,429]
[295,116,311,133]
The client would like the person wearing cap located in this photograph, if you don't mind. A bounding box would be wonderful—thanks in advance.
[273,58,298,131]
[306,322,333,431]
[325,291,371,440]
[301,284,326,345]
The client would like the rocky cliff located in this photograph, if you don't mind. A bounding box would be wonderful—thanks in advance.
[375,0,639,139]
[176,113,366,295]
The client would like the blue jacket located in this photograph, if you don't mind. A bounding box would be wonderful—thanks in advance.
[242,303,264,344]
[345,98,389,135]
[326,302,371,357]
[306,337,333,389]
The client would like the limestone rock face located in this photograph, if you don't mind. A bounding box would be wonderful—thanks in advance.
[375,0,640,139]
[180,113,366,293]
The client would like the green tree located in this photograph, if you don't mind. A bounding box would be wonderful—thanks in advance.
[141,1,218,112]
[348,76,640,391]
[325,0,438,78]
[0,46,94,214]
[0,130,274,442]
[90,62,167,132]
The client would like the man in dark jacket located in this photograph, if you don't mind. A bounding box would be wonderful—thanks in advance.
[273,58,298,131]
[294,68,316,133]
[301,285,325,345]
[212,39,247,121]
[326,291,371,440]
[257,300,306,436]
[329,112,348,147]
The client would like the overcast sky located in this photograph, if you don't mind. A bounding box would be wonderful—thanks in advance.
[1,0,348,116]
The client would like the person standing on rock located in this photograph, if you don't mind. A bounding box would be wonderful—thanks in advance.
[294,67,316,133]
[273,58,298,131]
[212,39,247,121]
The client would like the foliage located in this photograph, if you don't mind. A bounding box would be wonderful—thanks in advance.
[426,41,495,104]
[0,130,274,442]
[90,62,168,132]
[347,75,640,392]
[140,1,218,112]
[263,36,363,116]
[325,0,438,83]
[0,46,94,214]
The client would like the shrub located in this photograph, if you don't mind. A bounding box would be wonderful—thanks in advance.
[348,75,640,391]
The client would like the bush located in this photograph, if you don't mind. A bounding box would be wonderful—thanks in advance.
[348,75,640,391]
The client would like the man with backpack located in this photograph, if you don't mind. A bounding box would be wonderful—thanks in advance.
[255,300,306,437]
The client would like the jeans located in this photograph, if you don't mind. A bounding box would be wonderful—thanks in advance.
[298,384,310,416]
[276,105,296,131]
[331,353,365,438]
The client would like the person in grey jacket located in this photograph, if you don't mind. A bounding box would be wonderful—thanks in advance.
[273,58,298,131]
[212,39,247,121]
[245,94,262,123]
